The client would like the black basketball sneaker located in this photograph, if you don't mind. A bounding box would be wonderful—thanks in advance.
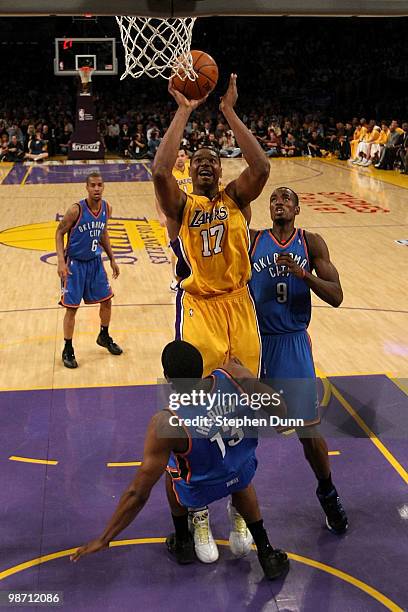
[316,486,348,534]
[166,533,195,564]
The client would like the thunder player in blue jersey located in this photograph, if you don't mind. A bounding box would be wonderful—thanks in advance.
[249,187,348,534]
[55,172,122,368]
[70,340,289,580]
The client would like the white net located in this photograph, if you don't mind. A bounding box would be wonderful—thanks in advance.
[116,16,197,80]
[78,67,93,84]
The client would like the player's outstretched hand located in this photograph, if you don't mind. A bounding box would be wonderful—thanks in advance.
[168,79,208,111]
[57,261,70,280]
[219,74,238,112]
[276,254,306,279]
[110,259,120,279]
[70,538,108,562]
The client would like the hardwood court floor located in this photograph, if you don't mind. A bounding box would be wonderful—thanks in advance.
[0,157,407,391]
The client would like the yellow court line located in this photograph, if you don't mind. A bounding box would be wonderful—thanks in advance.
[0,163,15,184]
[329,384,408,485]
[141,161,152,176]
[386,375,408,397]
[0,540,403,610]
[107,461,142,467]
[320,376,332,407]
[21,166,33,186]
[328,451,341,456]
[9,456,58,466]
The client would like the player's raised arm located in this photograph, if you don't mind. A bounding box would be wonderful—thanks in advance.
[70,412,174,562]
[55,204,80,281]
[276,232,343,307]
[221,74,270,209]
[152,82,206,222]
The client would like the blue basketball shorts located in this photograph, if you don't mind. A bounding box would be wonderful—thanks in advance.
[60,256,113,308]
[168,454,258,509]
[261,330,319,428]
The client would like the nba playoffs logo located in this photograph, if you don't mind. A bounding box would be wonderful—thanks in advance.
[72,142,101,152]
[0,216,171,266]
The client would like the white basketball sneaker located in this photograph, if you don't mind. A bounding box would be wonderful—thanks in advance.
[227,500,253,558]
[189,508,219,563]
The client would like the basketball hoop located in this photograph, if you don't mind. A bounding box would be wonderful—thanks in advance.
[78,66,94,95]
[78,66,94,85]
[116,16,197,80]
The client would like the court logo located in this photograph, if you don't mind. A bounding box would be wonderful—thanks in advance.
[0,215,171,266]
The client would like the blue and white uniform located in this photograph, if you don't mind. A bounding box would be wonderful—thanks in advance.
[60,198,113,307]
[167,368,258,508]
[249,228,319,426]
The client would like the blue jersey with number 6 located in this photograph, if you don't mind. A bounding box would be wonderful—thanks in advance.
[249,228,311,335]
[66,199,108,261]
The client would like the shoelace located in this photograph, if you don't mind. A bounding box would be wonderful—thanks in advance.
[232,509,248,536]
[192,512,210,543]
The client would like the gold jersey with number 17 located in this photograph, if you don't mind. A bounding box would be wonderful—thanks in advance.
[172,188,251,296]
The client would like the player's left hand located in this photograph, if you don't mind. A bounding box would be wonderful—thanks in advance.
[70,538,108,562]
[110,260,120,279]
[219,73,238,111]
[276,254,306,279]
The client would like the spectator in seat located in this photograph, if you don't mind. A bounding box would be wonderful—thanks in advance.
[219,130,241,158]
[281,132,302,157]
[147,129,161,159]
[374,120,404,170]
[25,130,48,162]
[6,134,25,161]
[0,134,10,161]
[42,125,55,157]
[350,118,367,162]
[370,122,390,166]
[7,123,24,146]
[398,123,408,174]
[119,123,132,157]
[106,119,120,153]
[265,127,281,157]
[129,124,148,159]
[307,131,325,157]
[355,123,381,166]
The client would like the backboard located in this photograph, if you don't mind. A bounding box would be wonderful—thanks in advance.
[54,38,117,76]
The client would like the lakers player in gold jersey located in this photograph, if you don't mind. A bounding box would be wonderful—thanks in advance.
[153,74,268,377]
[156,148,193,290]
[152,74,270,563]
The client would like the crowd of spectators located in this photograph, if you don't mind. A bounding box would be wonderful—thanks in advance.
[1,104,407,173]
[0,17,407,172]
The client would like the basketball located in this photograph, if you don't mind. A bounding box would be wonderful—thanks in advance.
[172,50,219,100]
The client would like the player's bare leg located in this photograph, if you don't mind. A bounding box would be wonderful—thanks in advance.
[62,307,78,368]
[96,299,123,355]
[165,473,194,564]
[231,484,289,579]
[297,425,348,534]
[297,428,330,479]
